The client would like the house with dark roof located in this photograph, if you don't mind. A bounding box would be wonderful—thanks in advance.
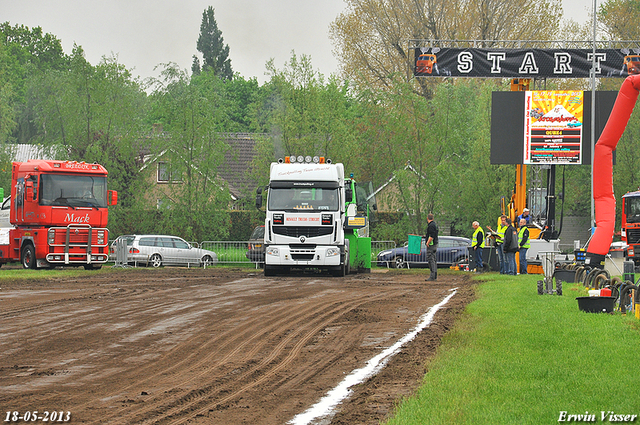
[139,133,265,210]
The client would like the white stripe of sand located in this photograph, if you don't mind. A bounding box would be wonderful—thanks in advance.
[289,287,458,425]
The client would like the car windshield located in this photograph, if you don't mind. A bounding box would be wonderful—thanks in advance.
[268,187,339,212]
[40,174,107,208]
[250,226,265,240]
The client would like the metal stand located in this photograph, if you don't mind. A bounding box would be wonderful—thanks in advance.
[537,251,562,295]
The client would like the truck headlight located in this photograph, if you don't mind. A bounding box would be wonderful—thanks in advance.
[326,247,340,257]
[266,246,279,256]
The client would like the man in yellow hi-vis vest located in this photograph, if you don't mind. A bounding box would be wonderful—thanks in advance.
[518,218,530,275]
[487,214,508,274]
[471,221,485,272]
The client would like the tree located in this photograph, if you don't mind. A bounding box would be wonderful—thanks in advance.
[598,0,640,40]
[0,22,71,143]
[147,64,232,241]
[196,6,233,80]
[330,0,563,94]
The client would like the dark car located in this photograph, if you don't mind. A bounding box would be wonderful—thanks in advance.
[246,225,265,266]
[376,236,472,269]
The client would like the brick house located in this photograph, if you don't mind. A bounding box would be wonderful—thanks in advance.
[138,133,265,210]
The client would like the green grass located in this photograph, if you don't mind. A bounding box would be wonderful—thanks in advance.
[385,273,640,425]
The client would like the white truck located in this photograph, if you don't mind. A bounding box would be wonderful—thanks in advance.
[256,156,371,277]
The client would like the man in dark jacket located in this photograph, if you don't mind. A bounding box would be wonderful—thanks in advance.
[425,213,439,281]
[503,218,518,275]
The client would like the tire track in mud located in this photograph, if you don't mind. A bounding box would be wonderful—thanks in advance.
[99,287,402,424]
[0,270,467,425]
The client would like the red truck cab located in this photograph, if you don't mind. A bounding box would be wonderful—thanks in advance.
[621,190,640,264]
[0,160,117,269]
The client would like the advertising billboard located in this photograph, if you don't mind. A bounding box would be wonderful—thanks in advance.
[524,91,584,164]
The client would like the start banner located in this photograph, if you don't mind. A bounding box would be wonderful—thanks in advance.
[414,48,636,78]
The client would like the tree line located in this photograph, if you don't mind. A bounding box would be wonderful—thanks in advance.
[0,1,639,243]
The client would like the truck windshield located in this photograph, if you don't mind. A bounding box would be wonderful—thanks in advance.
[626,196,640,224]
[40,174,108,208]
[268,187,339,212]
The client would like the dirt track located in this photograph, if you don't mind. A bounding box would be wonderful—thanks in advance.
[0,268,474,425]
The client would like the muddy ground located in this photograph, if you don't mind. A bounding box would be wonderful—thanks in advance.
[0,267,475,425]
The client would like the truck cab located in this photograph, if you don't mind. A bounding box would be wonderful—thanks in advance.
[258,156,372,277]
[0,160,117,269]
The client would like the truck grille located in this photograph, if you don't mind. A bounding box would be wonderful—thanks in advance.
[272,226,333,238]
[628,229,640,244]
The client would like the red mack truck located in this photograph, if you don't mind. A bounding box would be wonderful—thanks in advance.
[0,160,117,269]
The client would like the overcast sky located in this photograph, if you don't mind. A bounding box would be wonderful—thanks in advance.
[1,0,594,84]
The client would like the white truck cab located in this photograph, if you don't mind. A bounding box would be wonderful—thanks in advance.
[260,157,350,276]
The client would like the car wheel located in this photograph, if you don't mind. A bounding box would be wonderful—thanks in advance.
[149,253,163,268]
[393,256,405,269]
[201,255,214,266]
[21,244,36,269]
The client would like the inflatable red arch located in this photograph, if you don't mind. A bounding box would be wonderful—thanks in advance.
[587,74,640,266]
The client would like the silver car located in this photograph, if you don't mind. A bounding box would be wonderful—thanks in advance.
[118,234,217,267]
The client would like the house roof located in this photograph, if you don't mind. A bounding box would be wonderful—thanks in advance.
[369,162,425,201]
[5,144,65,162]
[218,133,263,198]
[140,133,265,200]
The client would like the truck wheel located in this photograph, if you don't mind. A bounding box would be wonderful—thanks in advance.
[331,265,346,277]
[264,265,276,276]
[21,244,36,269]
[149,254,163,268]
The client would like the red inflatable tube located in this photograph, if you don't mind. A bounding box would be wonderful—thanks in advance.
[587,74,640,265]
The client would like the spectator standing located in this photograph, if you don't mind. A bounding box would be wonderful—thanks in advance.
[517,208,531,224]
[503,218,518,275]
[425,213,439,281]
[518,218,530,274]
[471,221,485,272]
[487,214,508,274]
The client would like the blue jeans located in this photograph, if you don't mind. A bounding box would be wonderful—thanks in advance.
[505,252,517,275]
[519,247,528,274]
[496,243,506,274]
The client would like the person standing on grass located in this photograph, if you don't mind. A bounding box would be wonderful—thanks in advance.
[425,213,439,281]
[487,214,508,274]
[503,218,518,275]
[471,221,485,272]
[518,218,530,275]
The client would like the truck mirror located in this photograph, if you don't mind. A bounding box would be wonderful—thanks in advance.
[345,188,353,203]
[255,192,263,209]
[25,181,34,201]
[108,190,118,206]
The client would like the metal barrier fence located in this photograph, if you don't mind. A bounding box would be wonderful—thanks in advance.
[200,241,256,264]
[371,240,397,266]
[110,239,398,268]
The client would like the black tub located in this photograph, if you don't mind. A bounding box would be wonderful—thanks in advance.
[576,296,616,313]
